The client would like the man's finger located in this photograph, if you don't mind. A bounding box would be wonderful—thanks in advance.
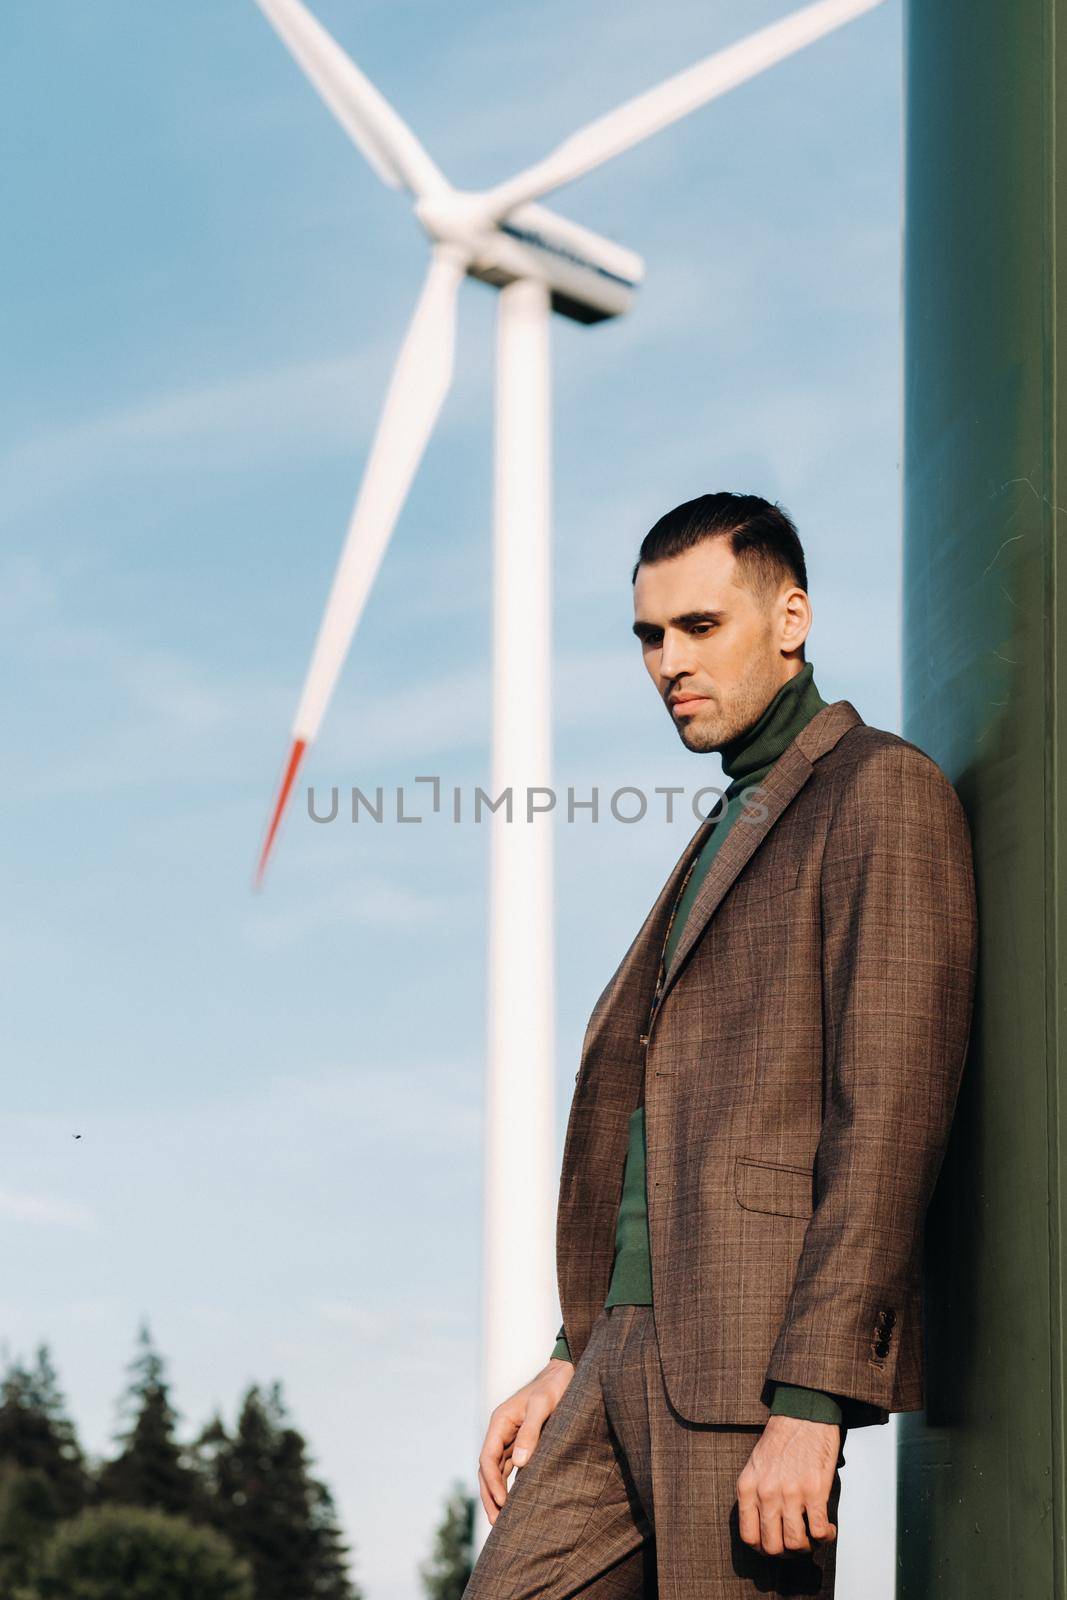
[480,1403,521,1494]
[804,1497,837,1545]
[512,1396,551,1468]
[478,1428,510,1508]
[477,1467,499,1526]
[780,1496,812,1554]
[478,1446,506,1507]
[736,1473,761,1550]
[757,1497,785,1558]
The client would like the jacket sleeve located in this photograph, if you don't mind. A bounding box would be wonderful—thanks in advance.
[763,741,978,1409]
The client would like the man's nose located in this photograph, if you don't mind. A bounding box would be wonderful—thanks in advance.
[659,628,697,682]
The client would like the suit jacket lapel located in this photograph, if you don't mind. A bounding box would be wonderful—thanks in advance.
[652,699,864,1016]
[576,809,717,1076]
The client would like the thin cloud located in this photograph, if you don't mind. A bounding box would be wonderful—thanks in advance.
[0,351,375,526]
[0,1189,97,1232]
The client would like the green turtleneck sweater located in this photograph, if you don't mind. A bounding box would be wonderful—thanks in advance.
[551,664,868,1427]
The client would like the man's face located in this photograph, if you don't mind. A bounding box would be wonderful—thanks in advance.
[631,538,810,753]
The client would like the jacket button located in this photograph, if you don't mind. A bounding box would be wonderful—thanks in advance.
[639,1033,650,1046]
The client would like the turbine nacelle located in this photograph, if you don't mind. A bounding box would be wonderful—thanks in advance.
[415,191,644,325]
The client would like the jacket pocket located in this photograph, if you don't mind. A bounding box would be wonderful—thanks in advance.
[733,1156,814,1218]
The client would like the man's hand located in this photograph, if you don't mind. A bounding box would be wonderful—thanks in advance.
[736,1415,840,1557]
[477,1358,575,1525]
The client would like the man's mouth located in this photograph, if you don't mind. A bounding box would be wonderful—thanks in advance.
[669,693,707,716]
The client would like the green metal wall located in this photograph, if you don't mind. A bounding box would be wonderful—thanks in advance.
[900,0,1065,1593]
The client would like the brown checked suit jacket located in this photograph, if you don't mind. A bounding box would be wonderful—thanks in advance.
[555,699,978,1424]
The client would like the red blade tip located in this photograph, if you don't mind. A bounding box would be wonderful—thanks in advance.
[254,738,308,889]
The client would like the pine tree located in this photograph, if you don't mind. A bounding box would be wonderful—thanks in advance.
[0,1345,86,1517]
[419,1481,475,1600]
[204,1382,359,1600]
[96,1321,199,1518]
[0,1344,88,1590]
[189,1410,230,1491]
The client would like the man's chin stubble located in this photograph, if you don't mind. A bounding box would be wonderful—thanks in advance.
[676,717,727,754]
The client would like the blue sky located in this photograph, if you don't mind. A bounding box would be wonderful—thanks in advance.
[3,1,901,1594]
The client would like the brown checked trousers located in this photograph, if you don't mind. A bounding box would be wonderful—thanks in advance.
[465,701,977,1598]
[467,1305,845,1599]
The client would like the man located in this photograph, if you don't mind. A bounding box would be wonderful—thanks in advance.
[463,493,978,1599]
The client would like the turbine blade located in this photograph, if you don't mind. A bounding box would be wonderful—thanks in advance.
[255,246,467,885]
[480,0,884,220]
[254,0,449,197]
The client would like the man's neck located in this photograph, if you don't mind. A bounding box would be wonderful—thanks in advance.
[717,661,829,800]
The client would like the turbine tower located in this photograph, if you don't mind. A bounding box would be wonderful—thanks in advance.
[248,0,884,1519]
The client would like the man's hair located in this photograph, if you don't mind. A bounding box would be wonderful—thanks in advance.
[631,492,809,617]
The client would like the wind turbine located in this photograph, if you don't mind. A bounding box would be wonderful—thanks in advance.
[249,0,884,1496]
